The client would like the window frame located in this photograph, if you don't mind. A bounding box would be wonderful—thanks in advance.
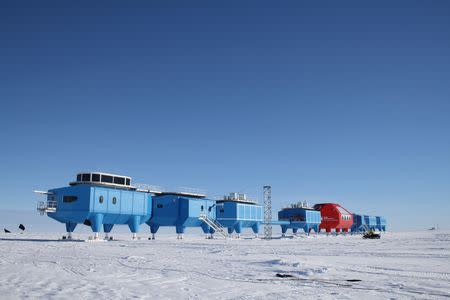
[91,173,100,182]
[82,173,91,182]
[113,176,125,185]
[101,175,113,183]
[63,195,78,203]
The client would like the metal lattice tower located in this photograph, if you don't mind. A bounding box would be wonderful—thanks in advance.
[263,185,272,239]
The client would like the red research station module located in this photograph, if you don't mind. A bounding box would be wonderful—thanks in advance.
[313,203,353,233]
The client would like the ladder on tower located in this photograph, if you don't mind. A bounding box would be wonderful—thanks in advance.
[198,214,228,238]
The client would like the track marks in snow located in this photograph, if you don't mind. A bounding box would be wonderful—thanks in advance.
[1,230,450,299]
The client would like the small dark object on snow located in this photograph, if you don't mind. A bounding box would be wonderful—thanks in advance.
[363,230,381,239]
[83,219,91,226]
[275,273,294,278]
[4,229,11,233]
[346,279,362,282]
[19,224,25,231]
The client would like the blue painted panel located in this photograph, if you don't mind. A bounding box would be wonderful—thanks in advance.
[149,195,179,225]
[48,185,91,213]
[188,199,203,218]
[217,202,263,222]
[245,205,250,220]
[364,215,377,227]
[352,214,384,232]
[93,188,107,213]
[132,192,146,215]
[376,216,387,230]
[147,195,215,232]
[238,205,245,219]
[46,184,152,233]
[121,192,133,214]
[216,201,263,234]
[47,185,91,224]
[278,208,321,224]
[351,214,364,232]
[277,207,321,233]
[107,189,121,214]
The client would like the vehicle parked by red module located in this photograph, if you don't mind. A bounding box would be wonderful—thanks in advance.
[313,203,353,233]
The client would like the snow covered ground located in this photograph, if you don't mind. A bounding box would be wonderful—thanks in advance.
[0,230,449,299]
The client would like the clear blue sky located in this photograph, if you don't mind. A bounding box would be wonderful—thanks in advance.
[1,1,449,230]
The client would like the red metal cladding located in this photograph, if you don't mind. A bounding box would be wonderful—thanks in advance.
[313,203,353,232]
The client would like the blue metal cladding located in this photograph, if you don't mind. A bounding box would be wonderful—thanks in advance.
[277,208,321,234]
[351,214,364,232]
[376,216,387,231]
[215,201,263,234]
[364,215,377,230]
[146,195,216,234]
[351,214,370,232]
[352,214,385,232]
[47,185,152,233]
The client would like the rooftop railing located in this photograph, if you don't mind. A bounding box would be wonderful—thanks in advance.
[37,201,57,215]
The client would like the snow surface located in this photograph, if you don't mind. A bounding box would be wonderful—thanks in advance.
[0,230,449,299]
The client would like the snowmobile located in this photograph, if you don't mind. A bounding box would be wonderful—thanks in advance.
[363,230,380,239]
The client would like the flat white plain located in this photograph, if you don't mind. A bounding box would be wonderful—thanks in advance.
[0,230,449,299]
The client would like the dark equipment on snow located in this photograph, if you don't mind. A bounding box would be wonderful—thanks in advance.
[4,229,11,233]
[19,224,25,231]
[363,230,381,239]
[275,273,294,278]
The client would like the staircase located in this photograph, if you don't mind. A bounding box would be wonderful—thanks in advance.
[363,224,371,232]
[199,214,228,238]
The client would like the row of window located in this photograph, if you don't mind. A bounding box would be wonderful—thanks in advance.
[342,215,351,220]
[155,204,212,212]
[76,173,131,186]
[62,195,118,205]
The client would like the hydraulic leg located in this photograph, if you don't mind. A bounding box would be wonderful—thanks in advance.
[65,222,77,240]
[149,224,159,240]
[103,224,114,240]
[90,214,104,240]
[128,216,141,240]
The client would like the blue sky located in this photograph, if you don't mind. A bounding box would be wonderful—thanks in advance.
[1,1,449,230]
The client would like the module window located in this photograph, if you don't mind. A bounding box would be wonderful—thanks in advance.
[114,177,125,185]
[101,175,113,183]
[63,196,78,203]
[92,174,100,182]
